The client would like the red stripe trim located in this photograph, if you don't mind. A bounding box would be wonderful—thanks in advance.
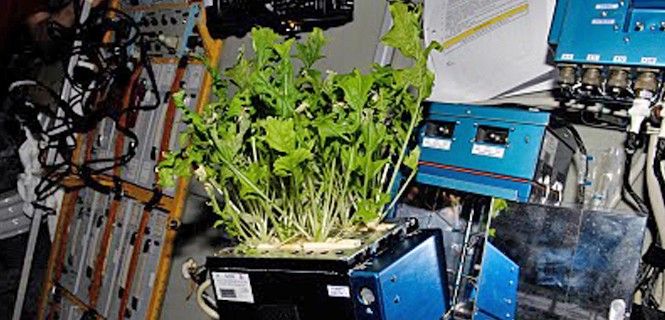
[418,161,531,183]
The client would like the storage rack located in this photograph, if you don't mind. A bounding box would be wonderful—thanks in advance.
[36,1,223,319]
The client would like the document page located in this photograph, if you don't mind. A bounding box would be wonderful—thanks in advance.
[424,0,556,103]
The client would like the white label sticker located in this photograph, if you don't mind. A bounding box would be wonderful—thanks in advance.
[212,272,255,304]
[472,144,506,159]
[641,57,658,64]
[422,137,452,150]
[586,54,600,62]
[613,55,628,63]
[561,53,575,60]
[595,3,619,10]
[204,0,213,7]
[327,285,351,298]
[592,18,616,25]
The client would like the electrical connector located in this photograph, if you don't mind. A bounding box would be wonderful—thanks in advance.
[628,97,651,135]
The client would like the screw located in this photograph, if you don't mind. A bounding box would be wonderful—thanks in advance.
[390,275,397,283]
[624,36,630,43]
[635,22,644,31]
[601,11,608,17]
[393,296,400,304]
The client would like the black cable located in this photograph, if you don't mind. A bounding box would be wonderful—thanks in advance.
[653,138,665,208]
[623,153,650,214]
[623,132,650,214]
[7,4,162,210]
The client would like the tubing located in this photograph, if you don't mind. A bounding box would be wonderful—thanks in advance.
[646,134,665,244]
[197,280,220,320]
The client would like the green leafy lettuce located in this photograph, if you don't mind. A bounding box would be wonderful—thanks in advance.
[158,2,442,246]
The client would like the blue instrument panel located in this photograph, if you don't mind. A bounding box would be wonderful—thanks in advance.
[417,103,575,203]
[550,0,665,68]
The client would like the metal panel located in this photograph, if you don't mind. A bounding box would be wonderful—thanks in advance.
[351,230,449,320]
[552,0,665,67]
[417,167,531,202]
[0,192,30,240]
[484,203,646,319]
[422,103,548,180]
[474,242,519,320]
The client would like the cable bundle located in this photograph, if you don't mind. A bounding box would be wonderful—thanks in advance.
[7,4,162,214]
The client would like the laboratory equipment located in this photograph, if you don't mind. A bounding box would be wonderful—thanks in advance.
[418,103,576,203]
[549,0,665,145]
[550,0,665,107]
[206,0,355,37]
[205,223,449,320]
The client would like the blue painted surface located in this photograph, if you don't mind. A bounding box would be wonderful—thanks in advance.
[548,0,571,45]
[633,0,665,9]
[475,243,520,320]
[178,4,201,57]
[473,310,500,320]
[418,103,549,202]
[350,233,448,320]
[428,104,551,126]
[422,103,548,180]
[551,0,665,67]
[416,166,532,202]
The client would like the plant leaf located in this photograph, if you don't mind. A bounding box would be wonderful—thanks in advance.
[338,70,375,111]
[262,117,296,153]
[380,2,422,59]
[295,28,327,68]
[252,27,280,65]
[404,146,420,170]
[273,148,312,177]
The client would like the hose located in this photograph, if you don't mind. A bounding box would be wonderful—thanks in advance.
[647,134,665,244]
[197,279,220,320]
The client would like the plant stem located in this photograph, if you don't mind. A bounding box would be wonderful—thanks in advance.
[387,102,422,194]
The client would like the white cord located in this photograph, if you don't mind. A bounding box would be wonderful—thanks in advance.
[646,134,665,244]
[197,280,220,320]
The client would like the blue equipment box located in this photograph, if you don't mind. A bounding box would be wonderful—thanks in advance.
[417,103,575,203]
[550,0,665,68]
[206,227,449,320]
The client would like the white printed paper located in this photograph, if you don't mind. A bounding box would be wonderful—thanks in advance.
[212,272,255,304]
[472,144,506,159]
[422,137,453,150]
[327,285,351,298]
[424,0,556,103]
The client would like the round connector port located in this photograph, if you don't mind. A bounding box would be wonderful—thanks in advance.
[358,287,376,306]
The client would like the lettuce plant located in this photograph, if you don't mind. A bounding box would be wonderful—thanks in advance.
[158,2,441,246]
